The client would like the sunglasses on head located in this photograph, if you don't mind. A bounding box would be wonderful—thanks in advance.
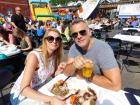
[45,36,62,43]
[71,30,87,39]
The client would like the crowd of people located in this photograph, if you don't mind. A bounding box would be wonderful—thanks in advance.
[0,5,140,105]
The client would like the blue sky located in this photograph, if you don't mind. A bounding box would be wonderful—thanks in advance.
[28,0,50,3]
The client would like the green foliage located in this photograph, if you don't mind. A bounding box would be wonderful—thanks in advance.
[49,0,78,5]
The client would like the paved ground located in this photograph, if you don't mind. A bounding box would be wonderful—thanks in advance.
[108,29,140,95]
[0,29,140,104]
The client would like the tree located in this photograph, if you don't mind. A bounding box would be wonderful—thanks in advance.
[49,0,78,5]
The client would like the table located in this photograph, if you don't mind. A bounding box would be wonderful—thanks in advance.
[0,44,23,67]
[0,45,26,74]
[123,28,140,32]
[113,34,140,43]
[19,74,140,105]
[88,24,103,30]
[0,44,21,57]
[113,34,140,72]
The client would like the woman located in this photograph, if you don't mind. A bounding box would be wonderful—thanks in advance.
[10,28,66,105]
[0,27,12,45]
[13,28,32,52]
[3,17,16,44]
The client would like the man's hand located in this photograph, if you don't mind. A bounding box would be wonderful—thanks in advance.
[73,55,93,70]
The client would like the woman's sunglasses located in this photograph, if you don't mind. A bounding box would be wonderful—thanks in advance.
[45,36,62,43]
[71,30,87,39]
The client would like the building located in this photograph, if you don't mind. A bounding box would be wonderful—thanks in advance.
[99,0,140,9]
[0,0,30,17]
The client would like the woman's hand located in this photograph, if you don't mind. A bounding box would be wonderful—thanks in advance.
[51,96,66,105]
[16,45,21,49]
[0,37,4,42]
[58,62,67,71]
[55,62,67,76]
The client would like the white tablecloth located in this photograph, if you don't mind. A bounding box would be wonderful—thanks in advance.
[123,28,140,32]
[113,34,140,43]
[88,24,103,30]
[0,44,21,56]
[19,74,140,105]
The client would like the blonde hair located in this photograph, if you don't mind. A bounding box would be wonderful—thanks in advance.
[13,28,26,39]
[40,28,63,72]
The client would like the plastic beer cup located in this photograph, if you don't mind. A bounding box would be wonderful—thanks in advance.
[82,62,93,78]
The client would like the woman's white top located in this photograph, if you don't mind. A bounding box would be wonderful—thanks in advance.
[10,50,55,102]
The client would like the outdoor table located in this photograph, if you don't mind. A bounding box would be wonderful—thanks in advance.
[113,34,140,71]
[0,44,21,57]
[88,24,103,30]
[0,44,23,70]
[113,34,140,43]
[19,74,140,105]
[123,28,140,32]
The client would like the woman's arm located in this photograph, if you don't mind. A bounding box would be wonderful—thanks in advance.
[20,53,51,102]
[63,58,76,76]
[21,36,32,51]
[20,53,66,104]
[0,37,9,45]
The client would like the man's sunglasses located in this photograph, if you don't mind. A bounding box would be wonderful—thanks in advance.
[45,36,62,43]
[71,30,87,39]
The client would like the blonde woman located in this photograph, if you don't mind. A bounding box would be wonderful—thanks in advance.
[10,28,66,105]
[13,28,32,52]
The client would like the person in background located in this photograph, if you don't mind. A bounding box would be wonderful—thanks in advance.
[36,20,45,38]
[11,7,27,32]
[63,19,121,91]
[3,17,15,44]
[130,16,139,28]
[0,26,11,45]
[10,28,66,105]
[12,28,32,52]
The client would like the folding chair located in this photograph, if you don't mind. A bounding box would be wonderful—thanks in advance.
[127,29,138,36]
[106,38,123,70]
[124,44,140,73]
[106,38,122,59]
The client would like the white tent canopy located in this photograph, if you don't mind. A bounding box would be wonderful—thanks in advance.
[100,0,120,3]
[118,3,140,18]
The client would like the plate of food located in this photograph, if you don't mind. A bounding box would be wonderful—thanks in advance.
[68,87,97,105]
[39,74,98,105]
[50,79,70,97]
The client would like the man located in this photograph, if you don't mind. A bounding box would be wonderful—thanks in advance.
[11,7,26,32]
[64,19,121,91]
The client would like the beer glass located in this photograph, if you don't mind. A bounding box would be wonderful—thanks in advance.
[82,62,93,79]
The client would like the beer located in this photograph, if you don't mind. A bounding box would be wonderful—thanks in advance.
[82,63,93,78]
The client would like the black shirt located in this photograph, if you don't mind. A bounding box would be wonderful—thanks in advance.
[11,14,26,32]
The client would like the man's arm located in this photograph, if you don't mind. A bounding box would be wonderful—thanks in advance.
[11,22,17,28]
[63,56,122,91]
[11,15,17,28]
[91,67,121,91]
